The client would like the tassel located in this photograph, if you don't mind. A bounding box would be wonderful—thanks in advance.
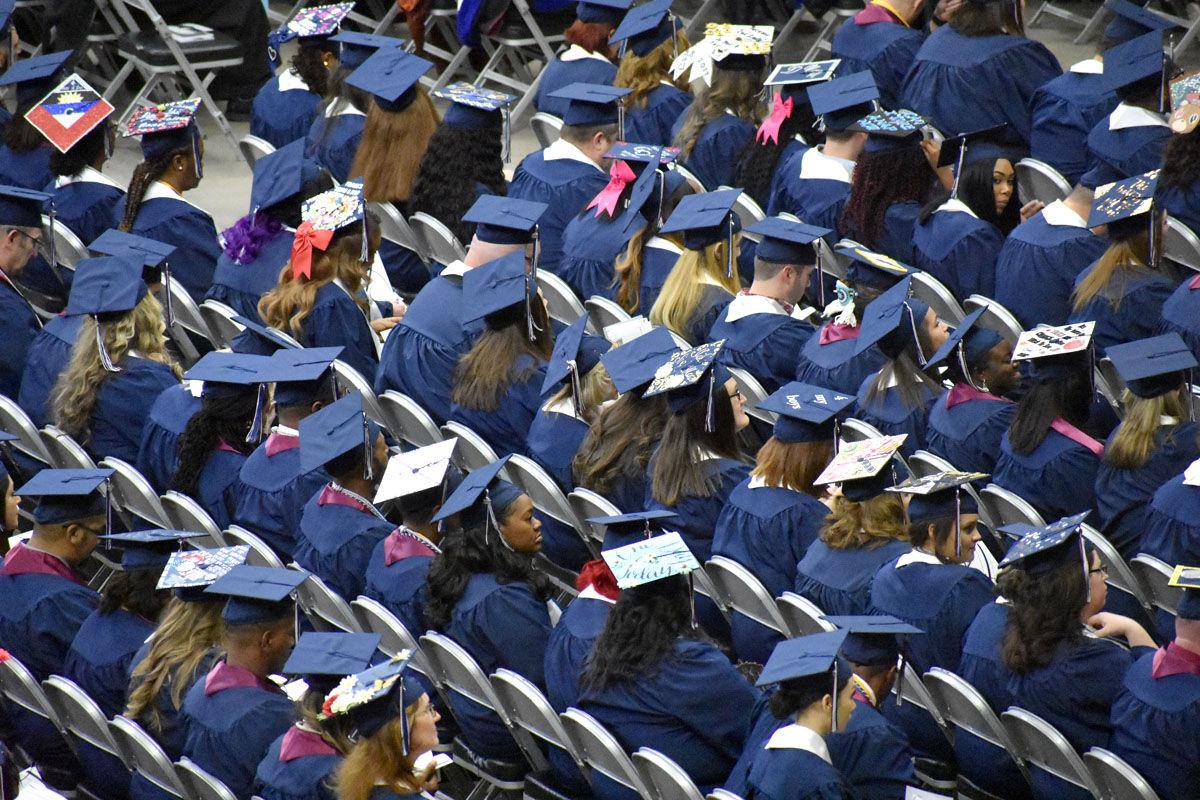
[567,359,582,415]
[954,487,962,559]
[687,572,697,629]
[895,654,905,707]
[502,107,512,164]
[832,419,840,455]
[906,302,927,367]
[618,102,625,141]
[246,384,266,443]
[362,414,373,481]
[162,261,174,326]
[816,245,825,308]
[103,478,113,536]
[1150,207,1162,268]
[725,215,734,279]
[668,12,677,60]
[46,204,57,272]
[1079,530,1091,603]
[104,125,113,159]
[191,126,203,180]
[360,215,369,263]
[655,169,665,224]
[96,318,121,373]
[830,660,839,733]
[951,141,966,198]
[704,371,716,433]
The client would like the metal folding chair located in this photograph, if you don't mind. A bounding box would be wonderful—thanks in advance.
[440,421,503,472]
[963,295,1024,345]
[1165,215,1200,272]
[633,748,706,800]
[1001,707,1103,798]
[409,212,467,266]
[1083,747,1162,800]
[560,708,653,798]
[538,269,587,326]
[237,135,275,168]
[530,112,564,149]
[198,300,245,349]
[378,390,445,449]
[1015,158,1072,207]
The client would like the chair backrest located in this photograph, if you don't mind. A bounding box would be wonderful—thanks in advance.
[1015,158,1072,206]
[568,488,622,547]
[962,295,1024,345]
[561,707,653,796]
[506,453,590,532]
[265,325,303,348]
[1130,553,1181,615]
[840,417,887,443]
[99,456,170,528]
[41,424,97,469]
[198,300,245,349]
[0,393,53,464]
[1079,524,1151,612]
[1096,356,1127,407]
[671,163,707,194]
[109,715,189,798]
[41,675,128,763]
[290,568,358,632]
[704,557,788,634]
[530,112,564,149]
[909,450,958,478]
[718,187,765,236]
[223,525,286,568]
[349,596,431,671]
[895,663,948,733]
[538,269,586,325]
[439,421,502,472]
[585,296,632,339]
[166,278,214,345]
[408,212,467,266]
[633,748,706,800]
[237,134,275,167]
[1165,215,1200,272]
[1083,747,1162,800]
[176,756,238,800]
[489,668,579,763]
[1001,707,1102,796]
[726,367,774,425]
[331,360,390,429]
[775,592,836,637]
[161,491,226,547]
[47,214,90,270]
[910,271,965,325]
[378,391,444,449]
[923,668,1030,783]
[708,791,746,800]
[979,483,1046,530]
[369,201,430,264]
[0,656,62,727]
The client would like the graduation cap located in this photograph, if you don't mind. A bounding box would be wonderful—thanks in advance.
[282,631,381,693]
[756,631,851,732]
[268,2,355,67]
[124,99,204,178]
[813,434,906,501]
[755,381,855,445]
[705,23,774,74]
[17,468,113,529]
[228,314,300,355]
[642,340,729,428]
[24,73,114,155]
[890,471,983,559]
[299,392,380,480]
[250,140,323,215]
[1088,170,1159,246]
[1168,564,1200,620]
[319,653,418,746]
[999,512,1092,596]
[98,529,193,571]
[462,194,547,248]
[599,326,681,394]
[824,615,921,668]
[86,228,177,322]
[765,60,840,88]
[430,457,524,545]
[746,217,827,265]
[433,82,515,160]
[610,148,682,242]
[269,346,343,407]
[601,530,700,590]
[346,48,433,113]
[850,109,927,154]
[924,306,1003,383]
[756,60,840,144]
[611,0,679,58]
[204,564,307,626]
[293,178,368,279]
[1107,333,1197,399]
[540,315,612,410]
[1104,0,1180,45]
[373,438,458,510]
[1011,321,1095,382]
[577,0,632,26]
[462,249,542,342]
[808,71,878,131]
[156,545,251,597]
[0,185,49,229]
[184,351,275,442]
[0,49,73,107]
[937,124,1018,199]
[1102,30,1168,96]
[835,240,919,292]
[586,509,680,551]
[659,188,742,274]
[330,31,405,70]
[64,252,148,373]
[548,82,631,129]
[604,142,680,164]
[855,276,930,361]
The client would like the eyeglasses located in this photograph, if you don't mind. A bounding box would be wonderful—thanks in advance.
[13,228,40,245]
[728,389,744,401]
[1088,565,1108,577]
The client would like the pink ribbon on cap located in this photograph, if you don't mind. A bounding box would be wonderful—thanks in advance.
[756,94,793,145]
[289,221,334,280]
[586,160,637,218]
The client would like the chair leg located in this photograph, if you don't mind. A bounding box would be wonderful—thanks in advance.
[509,68,546,128]
[1170,11,1200,60]
[430,44,473,92]
[801,14,840,61]
[1072,5,1110,43]
[683,0,722,40]
[372,3,402,34]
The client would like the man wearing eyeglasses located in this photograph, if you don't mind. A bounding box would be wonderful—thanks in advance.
[0,185,50,401]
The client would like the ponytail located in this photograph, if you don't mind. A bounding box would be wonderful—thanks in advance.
[119,150,186,232]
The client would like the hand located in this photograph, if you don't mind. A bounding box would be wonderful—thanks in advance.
[421,774,440,793]
[391,300,407,319]
[1086,612,1156,648]
[1018,200,1045,223]
[371,316,402,333]
[933,0,964,23]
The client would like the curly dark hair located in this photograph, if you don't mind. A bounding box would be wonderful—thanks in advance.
[49,122,113,178]
[409,123,508,244]
[840,145,937,249]
[292,43,337,98]
[1158,125,1200,192]
[997,548,1094,673]
[423,520,553,631]
[574,391,668,497]
[731,105,819,208]
[170,389,261,496]
[99,567,170,619]
[919,158,1020,235]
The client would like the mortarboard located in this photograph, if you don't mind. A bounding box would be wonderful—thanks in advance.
[64,253,148,373]
[1102,30,1167,93]
[824,615,922,668]
[229,314,300,356]
[755,381,855,445]
[0,184,49,228]
[813,434,906,501]
[577,0,632,26]
[293,178,368,279]
[124,99,203,177]
[746,217,828,265]
[0,49,73,107]
[587,509,680,551]
[346,48,433,113]
[0,0,13,33]
[604,142,680,164]
[156,545,250,596]
[330,31,404,70]
[204,564,307,626]
[282,631,381,693]
[854,276,930,361]
[185,351,274,442]
[659,188,742,274]
[268,3,354,67]
[600,531,700,588]
[320,654,418,745]
[24,73,113,155]
[608,148,682,242]
[250,139,323,214]
[924,306,1002,380]
[807,71,878,131]
[705,23,773,74]
[430,457,524,543]
[1103,0,1180,45]
[87,231,176,325]
[1107,333,1197,399]
[17,467,112,528]
[433,82,515,160]
[541,315,612,406]
[268,346,343,406]
[461,248,535,323]
[463,194,547,246]
[850,109,927,154]
[642,339,729,425]
[835,240,919,291]
[936,124,1014,198]
[999,512,1092,596]
[549,82,631,128]
[765,60,840,88]
[374,438,458,507]
[1012,321,1095,382]
[890,471,983,558]
[599,326,681,394]
[756,631,851,731]
[299,393,380,479]
[98,529,193,570]
[1087,170,1158,228]
[757,60,839,144]
[1168,564,1200,620]
[611,0,679,58]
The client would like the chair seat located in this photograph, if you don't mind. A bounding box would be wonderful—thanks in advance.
[912,757,957,791]
[524,772,576,800]
[956,775,1008,800]
[451,737,529,785]
[117,30,243,66]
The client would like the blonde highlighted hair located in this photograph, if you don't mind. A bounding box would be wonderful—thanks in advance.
[614,30,691,109]
[671,69,764,159]
[126,597,224,731]
[614,227,649,313]
[1105,387,1189,470]
[352,90,441,204]
[546,363,615,424]
[334,705,434,800]
[819,492,908,550]
[648,235,740,339]
[1071,228,1156,312]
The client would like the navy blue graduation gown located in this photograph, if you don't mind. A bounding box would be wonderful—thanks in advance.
[1140,471,1200,568]
[1095,422,1200,559]
[830,8,925,109]
[206,227,293,323]
[708,295,814,392]
[1160,275,1200,361]
[508,143,609,273]
[89,357,181,464]
[671,112,756,191]
[374,265,477,424]
[363,528,438,635]
[304,111,365,185]
[993,427,1102,522]
[18,313,80,427]
[193,445,247,530]
[1081,108,1170,189]
[796,323,888,396]
[899,27,1061,148]
[230,431,329,560]
[645,453,751,563]
[862,201,920,264]
[854,372,937,458]
[535,51,617,116]
[558,207,627,302]
[295,484,395,601]
[378,223,431,296]
[1066,269,1177,355]
[1108,645,1200,800]
[712,478,826,663]
[1028,62,1118,185]
[624,84,692,147]
[580,638,758,800]
[254,726,341,800]
[768,148,852,234]
[638,238,680,315]
[0,143,52,190]
[294,282,379,378]
[0,278,40,402]
[526,402,589,491]
[994,205,1109,328]
[251,73,322,149]
[911,201,1005,301]
[127,641,222,759]
[925,386,1015,476]
[439,573,552,759]
[180,662,296,800]
[744,733,853,800]
[794,538,911,616]
[450,355,548,458]
[827,698,917,800]
[1156,177,1200,235]
[113,191,222,302]
[136,383,203,494]
[50,171,127,250]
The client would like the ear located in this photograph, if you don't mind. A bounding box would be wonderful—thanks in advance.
[820,692,833,711]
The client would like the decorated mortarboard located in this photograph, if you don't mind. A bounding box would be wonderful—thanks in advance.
[587,509,680,551]
[462,194,547,247]
[824,615,921,668]
[1087,170,1158,228]
[299,393,380,479]
[813,434,906,501]
[156,545,251,593]
[204,565,307,626]
[1103,30,1168,94]
[24,73,113,155]
[229,314,301,356]
[611,0,679,57]
[0,184,49,228]
[854,276,930,361]
[746,217,827,265]
[17,467,113,528]
[757,63,841,145]
[807,71,879,131]
[923,306,1002,380]
[124,99,203,176]
[659,188,742,273]
[755,381,855,445]
[330,31,405,70]
[1168,564,1200,620]
[1011,321,1095,385]
[599,326,681,394]
[268,2,354,67]
[1107,333,1197,399]
[850,109,927,153]
[1104,0,1180,44]
[612,149,684,243]
[430,457,524,543]
[548,82,631,128]
[576,0,632,26]
[756,631,851,731]
[282,631,381,693]
[374,438,458,507]
[765,60,840,87]
[890,470,983,557]
[0,49,73,107]
[605,142,681,164]
[98,529,193,570]
[346,48,433,113]
[64,253,149,373]
[541,315,612,406]
[319,654,417,745]
[835,240,919,292]
[601,530,700,589]
[293,178,368,279]
[250,139,323,214]
[642,340,729,424]
[704,22,774,74]
[999,512,1092,595]
[433,82,515,159]
[269,346,343,406]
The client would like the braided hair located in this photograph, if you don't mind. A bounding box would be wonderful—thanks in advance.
[119,148,190,232]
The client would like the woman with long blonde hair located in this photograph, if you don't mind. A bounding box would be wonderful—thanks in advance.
[612,9,691,146]
[50,256,180,463]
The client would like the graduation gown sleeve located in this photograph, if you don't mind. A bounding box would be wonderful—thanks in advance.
[89,360,182,464]
[301,286,379,378]
[0,282,40,401]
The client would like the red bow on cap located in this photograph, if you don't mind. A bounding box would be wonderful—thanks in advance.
[586,159,637,218]
[290,221,334,280]
[756,94,793,145]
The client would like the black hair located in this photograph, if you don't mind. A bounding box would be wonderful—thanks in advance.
[120,148,191,232]
[732,105,819,208]
[767,667,849,720]
[170,390,261,496]
[48,122,112,178]
[325,444,368,484]
[292,42,339,98]
[409,122,508,244]
[1007,364,1092,455]
[99,567,170,619]
[919,158,1020,234]
[3,101,44,154]
[840,145,938,249]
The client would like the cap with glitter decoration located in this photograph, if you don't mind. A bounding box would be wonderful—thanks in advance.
[854,277,930,360]
[611,0,678,57]
[824,615,922,667]
[813,435,906,501]
[588,509,681,551]
[17,468,112,526]
[807,71,878,131]
[346,48,433,113]
[274,2,354,45]
[462,195,547,245]
[250,140,324,214]
[549,82,631,126]
[0,185,50,228]
[282,631,381,693]
[659,188,743,250]
[269,346,343,406]
[434,82,514,129]
[430,457,521,524]
[124,99,202,161]
[24,73,113,154]
[541,315,612,396]
[599,326,681,394]
[330,31,404,70]
[157,546,250,591]
[835,241,919,291]
[642,340,728,413]
[1087,170,1158,227]
[577,0,632,26]
[747,217,828,265]
[1107,333,1197,399]
[601,531,700,589]
[0,49,73,107]
[850,109,927,154]
[1168,564,1200,620]
[604,142,680,163]
[756,632,854,736]
[293,179,366,278]
[299,393,380,475]
[894,472,982,531]
[706,23,774,73]
[319,654,418,744]
[204,565,306,626]
[461,249,531,322]
[64,253,148,316]
[755,381,855,444]
[1104,0,1180,45]
[374,438,457,507]
[98,529,193,570]
[999,512,1090,575]
[924,306,1003,376]
[1103,30,1168,91]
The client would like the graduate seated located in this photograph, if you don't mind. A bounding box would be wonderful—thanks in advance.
[713,383,851,663]
[1139,444,1200,576]
[610,0,692,147]
[1154,112,1200,234]
[1109,569,1200,800]
[207,141,334,323]
[831,0,926,109]
[252,4,350,149]
[994,183,1107,328]
[0,185,55,401]
[708,218,821,392]
[898,0,1060,151]
[509,82,621,273]
[254,632,378,800]
[0,50,71,192]
[136,383,203,495]
[612,166,690,316]
[794,270,888,396]
[424,461,554,760]
[177,566,303,800]
[535,0,623,117]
